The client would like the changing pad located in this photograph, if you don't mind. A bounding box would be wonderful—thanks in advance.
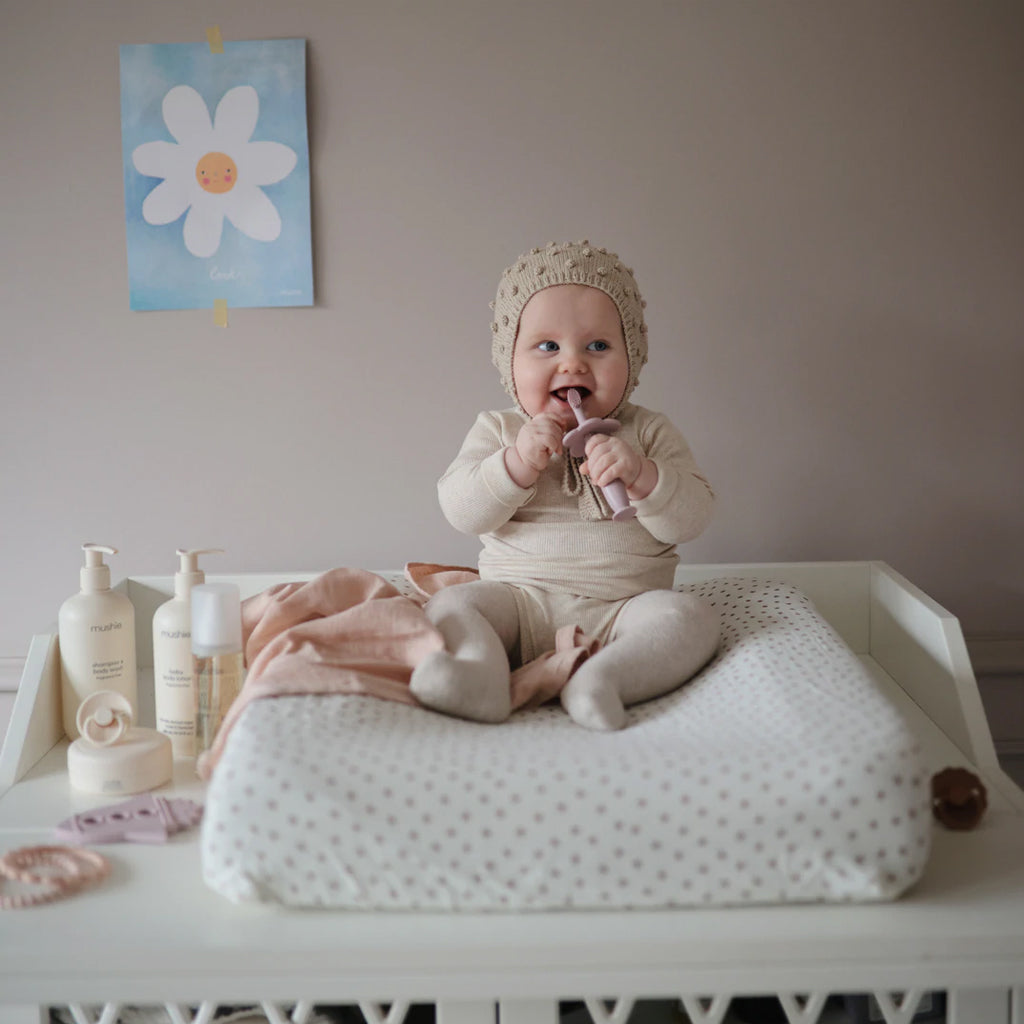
[201,576,931,909]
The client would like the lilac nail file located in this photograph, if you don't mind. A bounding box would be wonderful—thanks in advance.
[55,794,204,845]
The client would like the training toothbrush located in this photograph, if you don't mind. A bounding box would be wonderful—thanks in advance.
[562,388,637,521]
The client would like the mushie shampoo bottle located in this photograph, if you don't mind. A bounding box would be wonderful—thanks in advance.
[152,548,223,758]
[59,544,138,741]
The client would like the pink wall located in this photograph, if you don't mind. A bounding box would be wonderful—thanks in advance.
[1,0,1021,662]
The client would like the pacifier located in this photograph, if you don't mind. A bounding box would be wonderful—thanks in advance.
[76,691,133,747]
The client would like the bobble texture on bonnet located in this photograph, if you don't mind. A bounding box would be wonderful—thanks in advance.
[490,240,649,411]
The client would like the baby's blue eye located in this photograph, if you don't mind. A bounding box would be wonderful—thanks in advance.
[538,341,559,352]
[588,340,609,351]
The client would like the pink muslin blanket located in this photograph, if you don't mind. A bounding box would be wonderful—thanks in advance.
[196,566,602,779]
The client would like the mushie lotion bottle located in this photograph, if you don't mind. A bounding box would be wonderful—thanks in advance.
[152,548,223,757]
[191,582,245,758]
[59,544,138,741]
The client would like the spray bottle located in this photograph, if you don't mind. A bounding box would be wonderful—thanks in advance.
[152,548,223,757]
[191,582,245,758]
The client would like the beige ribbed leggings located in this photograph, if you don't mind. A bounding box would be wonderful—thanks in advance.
[409,581,720,730]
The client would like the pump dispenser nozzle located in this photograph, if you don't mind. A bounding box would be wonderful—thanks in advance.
[173,548,224,598]
[80,543,117,593]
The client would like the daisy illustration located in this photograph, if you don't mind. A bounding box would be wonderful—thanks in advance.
[132,84,298,258]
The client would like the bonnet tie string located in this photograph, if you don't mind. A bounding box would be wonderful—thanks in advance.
[560,453,610,521]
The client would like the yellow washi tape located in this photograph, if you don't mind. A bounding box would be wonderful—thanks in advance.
[213,299,228,327]
[207,26,224,54]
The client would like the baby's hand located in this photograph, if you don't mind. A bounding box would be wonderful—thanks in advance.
[517,413,565,470]
[582,434,655,499]
[506,413,565,487]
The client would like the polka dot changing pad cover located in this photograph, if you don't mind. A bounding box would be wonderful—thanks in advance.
[201,576,931,909]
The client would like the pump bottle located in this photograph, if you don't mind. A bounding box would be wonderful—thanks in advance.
[152,548,223,758]
[59,544,138,741]
[191,582,245,758]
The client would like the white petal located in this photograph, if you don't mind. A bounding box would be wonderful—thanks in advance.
[141,179,192,225]
[163,85,212,144]
[223,186,282,242]
[133,140,187,180]
[213,85,259,145]
[183,203,224,258]
[240,141,297,186]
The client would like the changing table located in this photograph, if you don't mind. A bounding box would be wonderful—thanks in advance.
[1,562,1023,1024]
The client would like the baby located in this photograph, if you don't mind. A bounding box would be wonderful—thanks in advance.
[410,240,719,730]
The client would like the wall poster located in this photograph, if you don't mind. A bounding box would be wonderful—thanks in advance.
[120,37,313,311]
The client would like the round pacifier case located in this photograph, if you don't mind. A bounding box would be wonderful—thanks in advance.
[68,690,172,794]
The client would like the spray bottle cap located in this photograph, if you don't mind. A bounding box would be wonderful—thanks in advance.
[80,543,116,594]
[191,582,243,657]
[173,548,224,599]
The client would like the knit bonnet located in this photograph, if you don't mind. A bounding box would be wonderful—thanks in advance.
[490,240,649,414]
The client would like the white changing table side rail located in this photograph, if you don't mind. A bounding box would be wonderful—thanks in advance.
[868,564,999,770]
[0,633,61,797]
[868,562,1024,812]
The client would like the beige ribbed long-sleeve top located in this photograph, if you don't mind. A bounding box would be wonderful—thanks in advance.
[438,404,715,601]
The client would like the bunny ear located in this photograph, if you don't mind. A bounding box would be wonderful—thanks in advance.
[214,85,259,144]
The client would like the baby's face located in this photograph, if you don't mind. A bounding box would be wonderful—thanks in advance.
[512,284,629,423]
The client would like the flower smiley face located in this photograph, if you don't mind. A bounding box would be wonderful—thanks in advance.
[195,152,237,194]
[132,84,297,258]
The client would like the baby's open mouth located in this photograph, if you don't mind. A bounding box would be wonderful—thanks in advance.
[552,387,591,403]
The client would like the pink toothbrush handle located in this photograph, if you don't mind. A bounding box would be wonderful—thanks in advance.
[601,478,637,521]
[563,390,637,521]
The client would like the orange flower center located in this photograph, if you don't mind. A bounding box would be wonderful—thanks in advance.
[195,152,237,194]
